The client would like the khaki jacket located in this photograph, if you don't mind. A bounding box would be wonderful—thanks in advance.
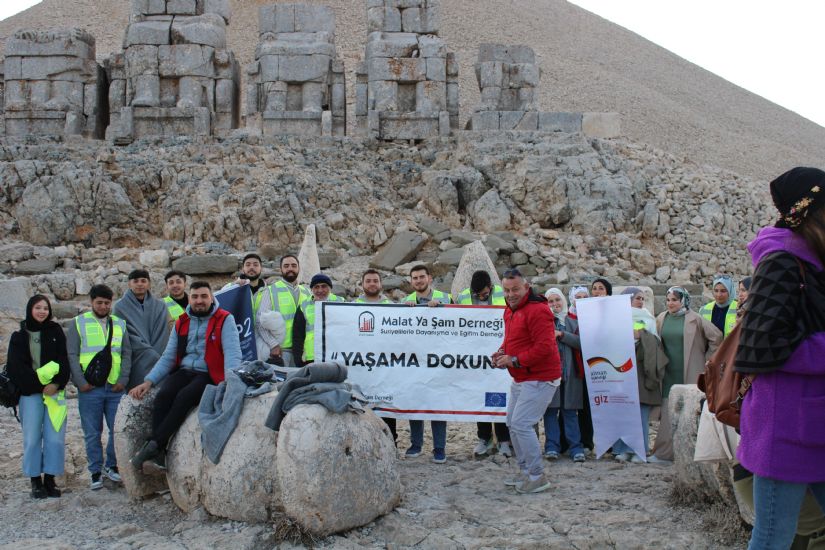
[656,309,723,386]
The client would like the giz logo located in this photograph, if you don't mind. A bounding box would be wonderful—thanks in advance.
[358,312,375,333]
[586,356,633,373]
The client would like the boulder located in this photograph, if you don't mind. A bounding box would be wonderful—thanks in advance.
[369,231,426,271]
[16,257,58,275]
[297,224,321,286]
[139,249,170,268]
[450,241,501,299]
[171,255,239,275]
[0,277,33,318]
[669,384,738,509]
[276,404,401,536]
[471,189,510,233]
[114,388,169,499]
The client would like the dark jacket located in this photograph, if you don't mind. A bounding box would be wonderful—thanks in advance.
[6,321,70,396]
[548,316,583,410]
[636,330,667,406]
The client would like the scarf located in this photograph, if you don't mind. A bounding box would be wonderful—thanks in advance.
[544,288,568,320]
[667,286,690,317]
[621,287,658,336]
[568,286,588,316]
[712,275,735,308]
[24,295,52,332]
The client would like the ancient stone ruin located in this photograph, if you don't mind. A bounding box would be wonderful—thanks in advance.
[355,0,458,140]
[245,4,346,137]
[3,29,106,138]
[104,0,240,142]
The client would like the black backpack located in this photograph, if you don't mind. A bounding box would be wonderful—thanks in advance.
[0,365,21,422]
[84,318,114,387]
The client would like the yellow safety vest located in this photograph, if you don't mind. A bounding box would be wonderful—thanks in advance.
[267,280,312,348]
[43,389,67,432]
[36,360,61,385]
[699,299,738,337]
[354,296,393,304]
[75,312,126,385]
[456,285,505,306]
[163,296,186,321]
[403,289,451,304]
[301,294,345,363]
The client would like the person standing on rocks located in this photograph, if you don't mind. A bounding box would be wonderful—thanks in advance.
[292,273,345,367]
[541,288,585,463]
[257,254,312,367]
[699,275,738,337]
[225,253,269,318]
[457,270,512,459]
[162,270,188,321]
[68,284,131,490]
[113,269,171,390]
[6,295,70,499]
[354,269,393,304]
[403,265,451,464]
[494,269,561,494]
[128,281,241,470]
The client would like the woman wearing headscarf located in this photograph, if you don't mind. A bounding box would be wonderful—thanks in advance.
[735,167,825,549]
[567,285,594,452]
[542,289,585,462]
[699,275,738,337]
[652,287,722,461]
[5,295,70,498]
[737,276,752,306]
[611,288,667,463]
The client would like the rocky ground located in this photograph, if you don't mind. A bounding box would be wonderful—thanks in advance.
[0,399,747,549]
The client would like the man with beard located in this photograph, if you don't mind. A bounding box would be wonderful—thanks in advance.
[402,265,451,463]
[68,284,131,489]
[292,273,345,367]
[354,269,393,304]
[225,253,269,317]
[257,254,312,367]
[128,282,241,470]
[113,269,170,390]
[162,270,188,321]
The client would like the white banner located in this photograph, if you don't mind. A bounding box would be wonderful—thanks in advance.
[315,303,512,422]
[576,296,646,459]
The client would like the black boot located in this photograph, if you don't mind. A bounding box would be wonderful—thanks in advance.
[151,449,167,471]
[43,474,61,498]
[130,440,159,468]
[30,476,47,499]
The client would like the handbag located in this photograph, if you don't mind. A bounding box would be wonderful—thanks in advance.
[84,318,114,387]
[0,365,21,421]
[698,257,809,429]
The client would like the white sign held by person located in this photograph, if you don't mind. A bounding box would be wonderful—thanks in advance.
[576,295,646,459]
[315,303,512,422]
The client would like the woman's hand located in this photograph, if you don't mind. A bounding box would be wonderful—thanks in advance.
[42,383,58,396]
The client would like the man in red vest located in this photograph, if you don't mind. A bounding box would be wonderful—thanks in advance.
[128,281,241,469]
[493,269,562,494]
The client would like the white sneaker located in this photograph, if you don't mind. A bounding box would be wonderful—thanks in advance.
[473,438,494,457]
[647,455,673,465]
[498,442,513,457]
[630,454,645,464]
[103,466,122,483]
[504,472,528,487]
[614,452,631,463]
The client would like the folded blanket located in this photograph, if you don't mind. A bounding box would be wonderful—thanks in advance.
[198,369,248,464]
[264,362,347,431]
[282,381,369,415]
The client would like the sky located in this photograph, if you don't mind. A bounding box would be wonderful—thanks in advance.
[1,0,823,128]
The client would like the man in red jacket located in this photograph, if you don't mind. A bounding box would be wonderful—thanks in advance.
[493,269,562,494]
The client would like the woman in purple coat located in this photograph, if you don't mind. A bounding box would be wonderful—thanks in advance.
[735,167,825,549]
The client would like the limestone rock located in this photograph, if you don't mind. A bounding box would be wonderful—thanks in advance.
[297,224,321,285]
[171,255,239,275]
[15,256,58,275]
[0,277,33,318]
[0,242,35,262]
[276,404,401,536]
[370,231,426,271]
[471,189,510,233]
[450,241,501,299]
[139,249,170,268]
[114,389,169,499]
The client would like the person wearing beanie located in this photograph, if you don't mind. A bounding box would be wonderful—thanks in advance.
[292,273,345,366]
[6,295,70,498]
[735,167,825,549]
[699,274,738,337]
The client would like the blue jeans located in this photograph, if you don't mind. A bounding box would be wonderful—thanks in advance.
[19,394,66,477]
[543,407,583,456]
[612,404,652,455]
[78,384,123,474]
[409,420,447,450]
[749,475,825,549]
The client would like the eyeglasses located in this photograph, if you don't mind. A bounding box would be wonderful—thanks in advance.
[502,268,523,279]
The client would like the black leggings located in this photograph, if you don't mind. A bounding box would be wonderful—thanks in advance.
[477,422,510,443]
[152,369,211,448]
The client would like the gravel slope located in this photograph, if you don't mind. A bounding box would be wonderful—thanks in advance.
[1,0,823,180]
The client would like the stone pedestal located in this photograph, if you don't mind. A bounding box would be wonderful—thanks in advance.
[105,0,240,141]
[245,4,346,137]
[3,29,106,138]
[356,0,458,140]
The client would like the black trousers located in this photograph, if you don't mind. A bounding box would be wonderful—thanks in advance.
[476,422,510,443]
[152,369,211,448]
[382,417,397,444]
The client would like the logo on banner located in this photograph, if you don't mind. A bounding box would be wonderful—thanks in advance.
[358,312,375,333]
[586,356,634,373]
[484,392,507,407]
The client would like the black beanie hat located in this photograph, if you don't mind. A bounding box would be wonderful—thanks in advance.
[771,167,825,229]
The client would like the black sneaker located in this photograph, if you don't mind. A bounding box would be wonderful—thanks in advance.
[30,477,47,499]
[90,472,103,490]
[151,450,166,471]
[130,440,159,468]
[43,474,61,497]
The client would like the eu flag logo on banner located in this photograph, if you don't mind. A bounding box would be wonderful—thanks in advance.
[485,392,506,407]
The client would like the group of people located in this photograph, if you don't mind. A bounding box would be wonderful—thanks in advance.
[5,166,824,549]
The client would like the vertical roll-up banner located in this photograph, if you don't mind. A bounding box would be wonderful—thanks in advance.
[576,295,646,459]
[316,303,512,422]
[214,284,257,361]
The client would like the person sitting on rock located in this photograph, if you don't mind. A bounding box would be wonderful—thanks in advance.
[128,281,241,470]
[162,270,188,321]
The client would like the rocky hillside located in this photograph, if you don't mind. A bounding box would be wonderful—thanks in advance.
[1,0,823,180]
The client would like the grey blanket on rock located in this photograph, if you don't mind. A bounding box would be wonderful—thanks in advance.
[198,369,248,464]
